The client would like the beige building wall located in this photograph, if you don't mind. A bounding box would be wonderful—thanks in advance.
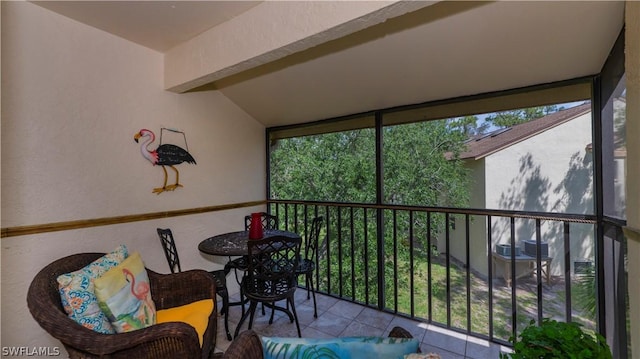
[1,1,265,351]
[442,158,487,275]
[448,113,594,278]
[486,113,594,277]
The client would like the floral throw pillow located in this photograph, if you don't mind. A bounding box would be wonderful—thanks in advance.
[57,245,129,334]
[262,336,419,359]
[94,251,156,333]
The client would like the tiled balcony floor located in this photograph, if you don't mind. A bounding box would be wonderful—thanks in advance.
[214,290,511,358]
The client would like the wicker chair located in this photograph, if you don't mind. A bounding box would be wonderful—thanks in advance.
[27,252,217,359]
[221,326,416,359]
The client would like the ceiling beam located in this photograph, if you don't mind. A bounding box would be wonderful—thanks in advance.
[163,0,438,93]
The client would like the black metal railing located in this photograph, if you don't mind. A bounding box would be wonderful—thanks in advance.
[267,199,628,354]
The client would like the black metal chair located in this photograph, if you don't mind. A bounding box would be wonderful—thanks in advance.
[222,213,279,317]
[225,213,278,277]
[295,216,323,318]
[233,235,302,338]
[157,228,233,341]
[244,212,278,232]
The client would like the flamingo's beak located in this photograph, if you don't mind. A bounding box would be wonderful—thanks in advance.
[134,132,142,143]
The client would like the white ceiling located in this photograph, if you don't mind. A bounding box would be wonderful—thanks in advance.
[32,1,625,127]
[31,1,262,52]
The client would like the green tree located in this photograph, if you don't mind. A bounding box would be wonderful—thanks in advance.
[448,115,488,137]
[383,120,470,208]
[270,120,472,302]
[270,119,471,208]
[270,129,376,203]
[485,105,563,128]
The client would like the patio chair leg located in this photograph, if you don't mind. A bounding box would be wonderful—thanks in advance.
[234,301,257,339]
[269,302,276,324]
[308,274,317,318]
[230,265,248,316]
[288,296,302,338]
[221,291,232,340]
[248,302,257,330]
[239,288,246,317]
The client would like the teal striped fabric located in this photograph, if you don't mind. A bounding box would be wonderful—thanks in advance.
[262,335,419,359]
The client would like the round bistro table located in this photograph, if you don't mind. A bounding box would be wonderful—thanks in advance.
[199,228,303,334]
[198,229,301,257]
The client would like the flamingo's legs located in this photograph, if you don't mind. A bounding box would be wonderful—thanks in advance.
[153,166,169,194]
[164,166,183,191]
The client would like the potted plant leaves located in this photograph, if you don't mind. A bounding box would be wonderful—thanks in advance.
[500,318,611,359]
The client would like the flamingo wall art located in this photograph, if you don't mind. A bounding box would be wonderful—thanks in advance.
[134,128,196,194]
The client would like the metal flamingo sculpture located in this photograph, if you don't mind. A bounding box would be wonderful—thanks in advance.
[134,129,196,194]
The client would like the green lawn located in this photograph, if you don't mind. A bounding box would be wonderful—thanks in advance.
[390,254,596,341]
[317,246,596,342]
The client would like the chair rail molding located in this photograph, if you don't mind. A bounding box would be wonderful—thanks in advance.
[1,200,266,238]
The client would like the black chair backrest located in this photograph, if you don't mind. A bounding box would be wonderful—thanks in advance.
[157,228,181,273]
[246,235,301,291]
[244,212,278,231]
[305,216,324,260]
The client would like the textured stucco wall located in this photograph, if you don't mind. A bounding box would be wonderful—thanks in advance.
[444,159,488,275]
[444,113,594,278]
[1,1,264,350]
[1,2,264,227]
[485,113,593,277]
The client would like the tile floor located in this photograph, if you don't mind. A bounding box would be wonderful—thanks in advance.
[214,290,512,358]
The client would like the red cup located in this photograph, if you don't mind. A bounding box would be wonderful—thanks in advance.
[248,212,263,239]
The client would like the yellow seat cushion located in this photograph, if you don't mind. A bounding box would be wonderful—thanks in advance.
[156,299,214,346]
